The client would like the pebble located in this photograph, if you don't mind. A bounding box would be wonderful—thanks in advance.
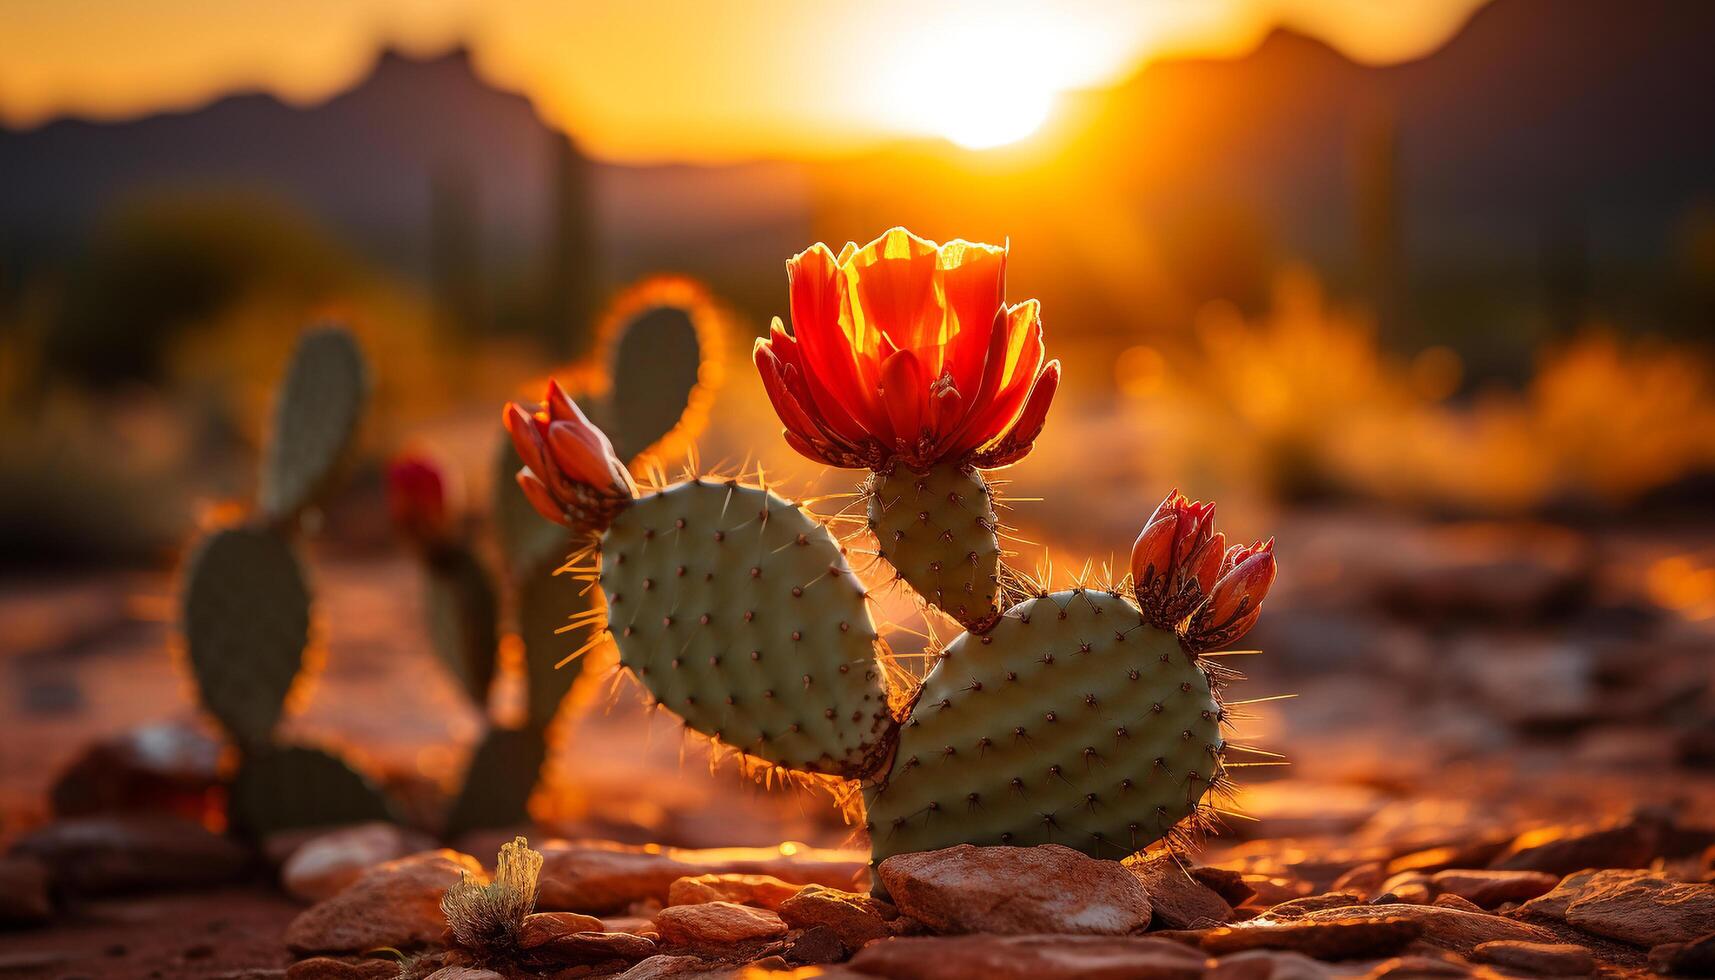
[1293,903,1560,954]
[613,955,711,979]
[1192,917,1423,959]
[1471,940,1595,975]
[518,911,608,947]
[285,849,482,954]
[877,844,1152,936]
[653,900,787,945]
[536,842,863,914]
[280,823,437,903]
[1128,853,1235,928]
[523,930,657,964]
[12,815,248,895]
[778,884,899,951]
[1430,869,1558,907]
[848,934,1209,980]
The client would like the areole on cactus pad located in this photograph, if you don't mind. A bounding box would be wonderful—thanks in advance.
[504,228,1278,876]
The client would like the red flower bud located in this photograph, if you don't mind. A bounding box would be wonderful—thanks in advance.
[502,382,637,532]
[387,453,452,546]
[1185,539,1277,653]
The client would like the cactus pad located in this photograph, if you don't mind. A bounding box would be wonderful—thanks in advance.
[518,558,593,730]
[228,744,394,836]
[425,546,500,706]
[604,305,704,463]
[866,463,1000,630]
[445,726,549,836]
[864,589,1221,865]
[260,328,368,521]
[182,527,310,746]
[601,480,895,777]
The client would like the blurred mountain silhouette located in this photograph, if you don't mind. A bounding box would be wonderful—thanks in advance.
[2,0,1711,378]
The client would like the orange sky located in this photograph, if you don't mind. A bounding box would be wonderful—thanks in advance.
[0,0,1489,162]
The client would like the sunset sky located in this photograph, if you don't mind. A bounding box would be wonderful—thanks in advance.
[1,0,1490,162]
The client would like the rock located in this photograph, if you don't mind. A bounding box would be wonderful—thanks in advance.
[848,934,1209,980]
[536,842,864,914]
[1431,894,1487,913]
[1471,940,1594,975]
[653,901,787,946]
[1649,932,1715,976]
[614,955,710,979]
[778,884,899,951]
[786,925,847,964]
[284,958,401,980]
[1562,875,1715,946]
[423,969,504,980]
[877,844,1151,936]
[280,823,438,903]
[1192,867,1256,907]
[1431,869,1558,907]
[1128,853,1234,928]
[1377,872,1432,905]
[665,873,799,910]
[285,849,482,954]
[1297,904,1560,954]
[601,916,661,937]
[1330,863,1386,900]
[1263,894,1363,919]
[1193,918,1423,959]
[1491,821,1657,876]
[1363,952,1476,977]
[12,815,248,895]
[0,855,53,924]
[1206,949,1334,979]
[1515,868,1655,921]
[49,721,223,820]
[524,930,657,964]
[1241,875,1317,909]
[519,912,609,947]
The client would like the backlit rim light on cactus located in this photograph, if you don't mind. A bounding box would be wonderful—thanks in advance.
[754,227,1061,471]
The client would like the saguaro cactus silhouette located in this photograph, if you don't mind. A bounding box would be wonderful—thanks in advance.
[504,229,1278,872]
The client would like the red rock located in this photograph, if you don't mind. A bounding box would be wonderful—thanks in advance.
[423,969,504,980]
[49,721,223,821]
[519,912,609,947]
[786,925,847,965]
[285,850,482,954]
[1363,952,1476,977]
[600,916,661,937]
[653,901,787,945]
[777,884,899,951]
[613,956,709,980]
[524,930,657,964]
[1206,949,1335,979]
[1377,872,1433,905]
[12,815,248,895]
[1491,821,1656,876]
[1240,875,1317,909]
[280,823,437,903]
[1193,867,1257,907]
[1562,875,1715,946]
[285,958,400,980]
[1648,931,1715,976]
[1193,917,1423,959]
[0,855,53,925]
[1514,868,1655,921]
[1330,863,1387,900]
[1431,894,1487,914]
[1297,903,1559,954]
[1262,893,1363,919]
[1471,940,1594,975]
[848,934,1209,980]
[1128,853,1234,928]
[536,842,864,914]
[665,873,799,910]
[877,845,1151,936]
[1431,869,1558,907]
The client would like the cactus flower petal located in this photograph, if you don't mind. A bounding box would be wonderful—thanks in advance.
[1185,540,1277,652]
[1131,490,1275,644]
[757,228,1057,471]
[387,453,452,546]
[502,383,637,532]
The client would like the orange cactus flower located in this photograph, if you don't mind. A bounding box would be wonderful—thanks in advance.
[503,380,637,531]
[1130,489,1226,629]
[387,453,453,546]
[754,227,1060,471]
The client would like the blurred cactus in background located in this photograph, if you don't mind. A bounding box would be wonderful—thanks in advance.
[179,326,395,836]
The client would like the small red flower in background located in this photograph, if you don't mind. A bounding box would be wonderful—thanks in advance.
[387,453,452,546]
[754,227,1060,471]
[504,380,637,531]
[1130,488,1277,650]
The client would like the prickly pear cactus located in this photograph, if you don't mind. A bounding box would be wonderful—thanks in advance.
[864,589,1220,864]
[424,546,501,706]
[259,328,368,522]
[866,463,1001,631]
[445,726,549,835]
[600,479,894,777]
[182,527,309,746]
[228,744,394,836]
[603,304,706,463]
[517,560,595,730]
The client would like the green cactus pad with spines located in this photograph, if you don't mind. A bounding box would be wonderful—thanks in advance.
[518,557,594,730]
[445,726,549,836]
[228,744,394,836]
[866,462,1000,630]
[182,527,310,746]
[259,328,369,521]
[604,305,703,462]
[425,546,500,706]
[863,589,1222,866]
[600,480,895,778]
